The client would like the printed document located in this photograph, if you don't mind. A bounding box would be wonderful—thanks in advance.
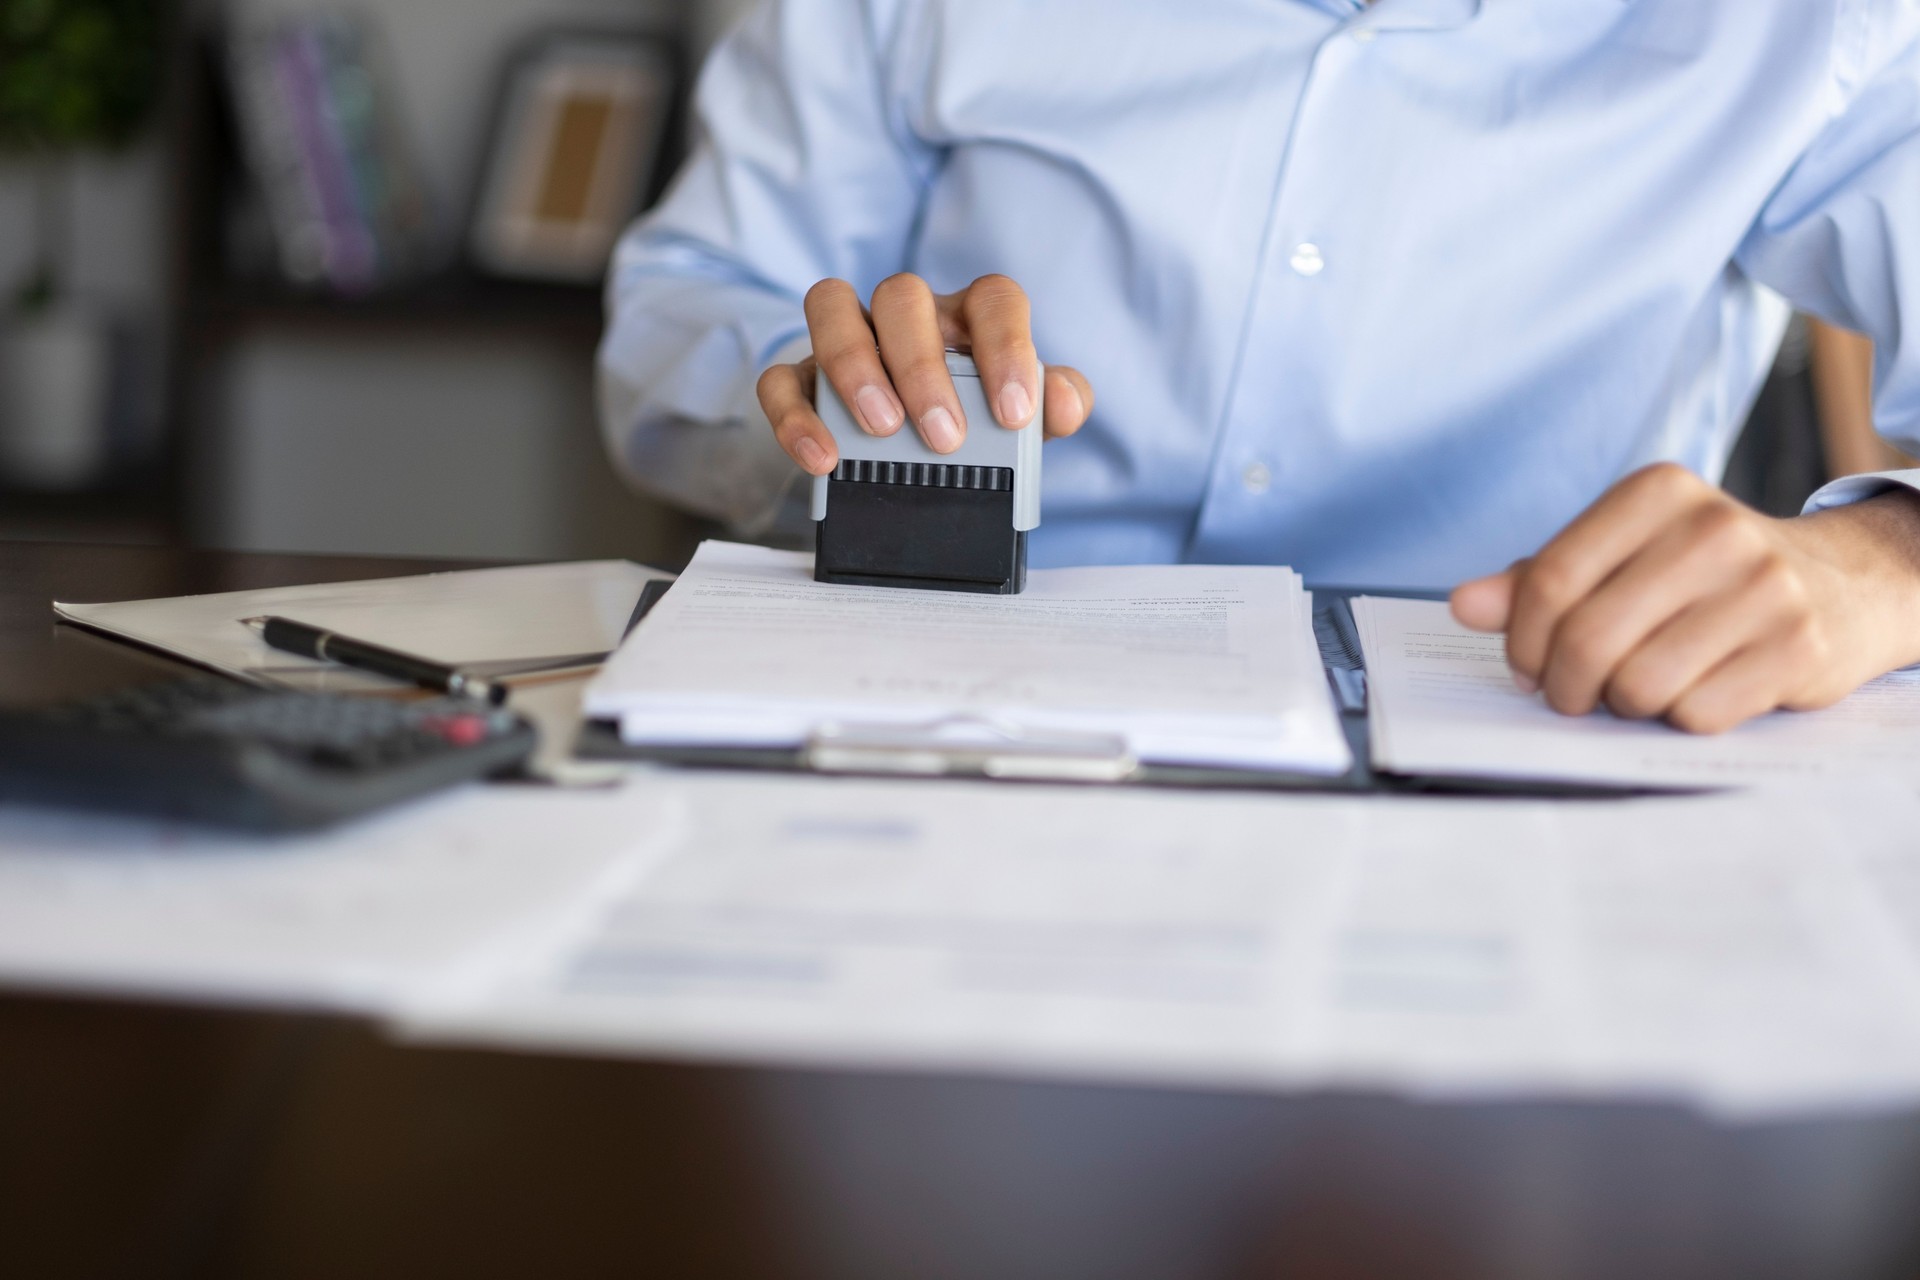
[0,783,680,1011]
[1354,595,1920,788]
[405,773,1920,1119]
[586,541,1349,774]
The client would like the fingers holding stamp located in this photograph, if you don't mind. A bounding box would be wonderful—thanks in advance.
[805,278,903,438]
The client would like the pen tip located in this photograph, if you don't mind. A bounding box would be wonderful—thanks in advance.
[239,616,267,631]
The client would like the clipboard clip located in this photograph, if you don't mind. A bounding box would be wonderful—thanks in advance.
[804,715,1140,783]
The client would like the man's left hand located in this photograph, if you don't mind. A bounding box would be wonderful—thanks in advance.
[1450,463,1920,733]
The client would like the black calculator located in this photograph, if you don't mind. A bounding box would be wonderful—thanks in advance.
[0,677,539,831]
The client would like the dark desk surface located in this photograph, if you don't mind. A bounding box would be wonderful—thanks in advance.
[6,541,1920,1280]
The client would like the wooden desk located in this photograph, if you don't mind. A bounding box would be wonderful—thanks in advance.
[5,541,1920,1280]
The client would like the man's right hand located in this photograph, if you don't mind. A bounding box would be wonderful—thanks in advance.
[756,273,1096,476]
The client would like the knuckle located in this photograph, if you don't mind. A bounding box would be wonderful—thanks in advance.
[1667,697,1728,736]
[1518,558,1579,614]
[1558,622,1613,676]
[871,272,931,310]
[892,358,953,402]
[1788,615,1830,665]
[1543,682,1593,717]
[1750,551,1799,597]
[1748,555,1815,623]
[1787,680,1847,713]
[1687,499,1743,540]
[772,409,815,443]
[757,363,804,408]
[804,277,855,312]
[898,368,960,402]
[815,336,877,372]
[1640,461,1698,498]
[1607,673,1664,720]
[967,273,1029,312]
[1695,509,1765,563]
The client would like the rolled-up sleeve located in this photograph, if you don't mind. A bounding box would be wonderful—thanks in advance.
[597,0,935,535]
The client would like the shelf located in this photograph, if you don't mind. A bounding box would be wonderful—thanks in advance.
[187,273,606,332]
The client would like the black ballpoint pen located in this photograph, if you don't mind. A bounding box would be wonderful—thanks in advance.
[240,616,508,705]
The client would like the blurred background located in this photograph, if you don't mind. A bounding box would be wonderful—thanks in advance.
[0,0,758,568]
[0,0,1903,569]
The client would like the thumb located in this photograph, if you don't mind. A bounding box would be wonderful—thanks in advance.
[1450,563,1523,633]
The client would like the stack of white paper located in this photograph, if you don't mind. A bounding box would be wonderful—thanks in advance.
[1354,595,1920,788]
[403,773,1920,1119]
[585,542,1349,775]
[0,784,682,1012]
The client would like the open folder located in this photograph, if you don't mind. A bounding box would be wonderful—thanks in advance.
[581,542,1351,781]
[54,560,666,695]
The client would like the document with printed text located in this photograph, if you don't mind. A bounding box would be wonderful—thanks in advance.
[586,542,1349,774]
[1354,595,1920,788]
[0,784,679,1011]
[405,773,1920,1119]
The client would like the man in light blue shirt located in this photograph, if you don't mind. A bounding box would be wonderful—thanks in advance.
[599,0,1920,733]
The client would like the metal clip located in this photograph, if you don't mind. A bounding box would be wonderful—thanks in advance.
[804,714,1140,783]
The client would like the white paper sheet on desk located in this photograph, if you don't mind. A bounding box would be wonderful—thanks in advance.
[1355,594,1920,788]
[586,541,1349,774]
[401,774,1920,1119]
[0,783,682,1012]
[55,560,665,695]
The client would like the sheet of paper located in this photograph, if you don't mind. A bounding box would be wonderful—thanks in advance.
[586,541,1348,774]
[0,781,682,1012]
[1354,594,1920,788]
[402,774,1357,1085]
[404,773,1920,1119]
[56,560,666,695]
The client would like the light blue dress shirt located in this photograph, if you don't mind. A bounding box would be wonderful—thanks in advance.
[599,0,1920,588]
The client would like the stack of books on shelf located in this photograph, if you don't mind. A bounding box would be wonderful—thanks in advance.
[225,16,442,295]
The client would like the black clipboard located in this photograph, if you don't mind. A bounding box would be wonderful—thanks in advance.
[582,579,1669,800]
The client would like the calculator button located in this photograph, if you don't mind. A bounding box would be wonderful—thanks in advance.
[441,715,489,747]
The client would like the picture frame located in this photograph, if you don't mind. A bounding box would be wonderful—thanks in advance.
[468,31,679,284]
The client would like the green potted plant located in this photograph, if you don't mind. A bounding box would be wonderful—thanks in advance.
[0,0,163,488]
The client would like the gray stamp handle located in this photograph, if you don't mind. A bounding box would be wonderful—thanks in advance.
[811,351,1044,532]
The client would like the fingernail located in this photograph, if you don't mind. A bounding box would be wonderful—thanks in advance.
[998,381,1033,427]
[920,405,962,452]
[1512,671,1538,695]
[855,385,902,435]
[1059,383,1085,426]
[795,437,829,473]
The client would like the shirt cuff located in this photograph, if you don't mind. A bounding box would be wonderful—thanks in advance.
[1801,469,1920,515]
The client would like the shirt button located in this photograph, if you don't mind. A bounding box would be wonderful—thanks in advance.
[1290,243,1325,277]
[1242,461,1272,494]
[1351,26,1378,43]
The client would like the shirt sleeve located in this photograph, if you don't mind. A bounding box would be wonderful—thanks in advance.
[1735,18,1920,468]
[596,0,935,536]
[1803,468,1920,514]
